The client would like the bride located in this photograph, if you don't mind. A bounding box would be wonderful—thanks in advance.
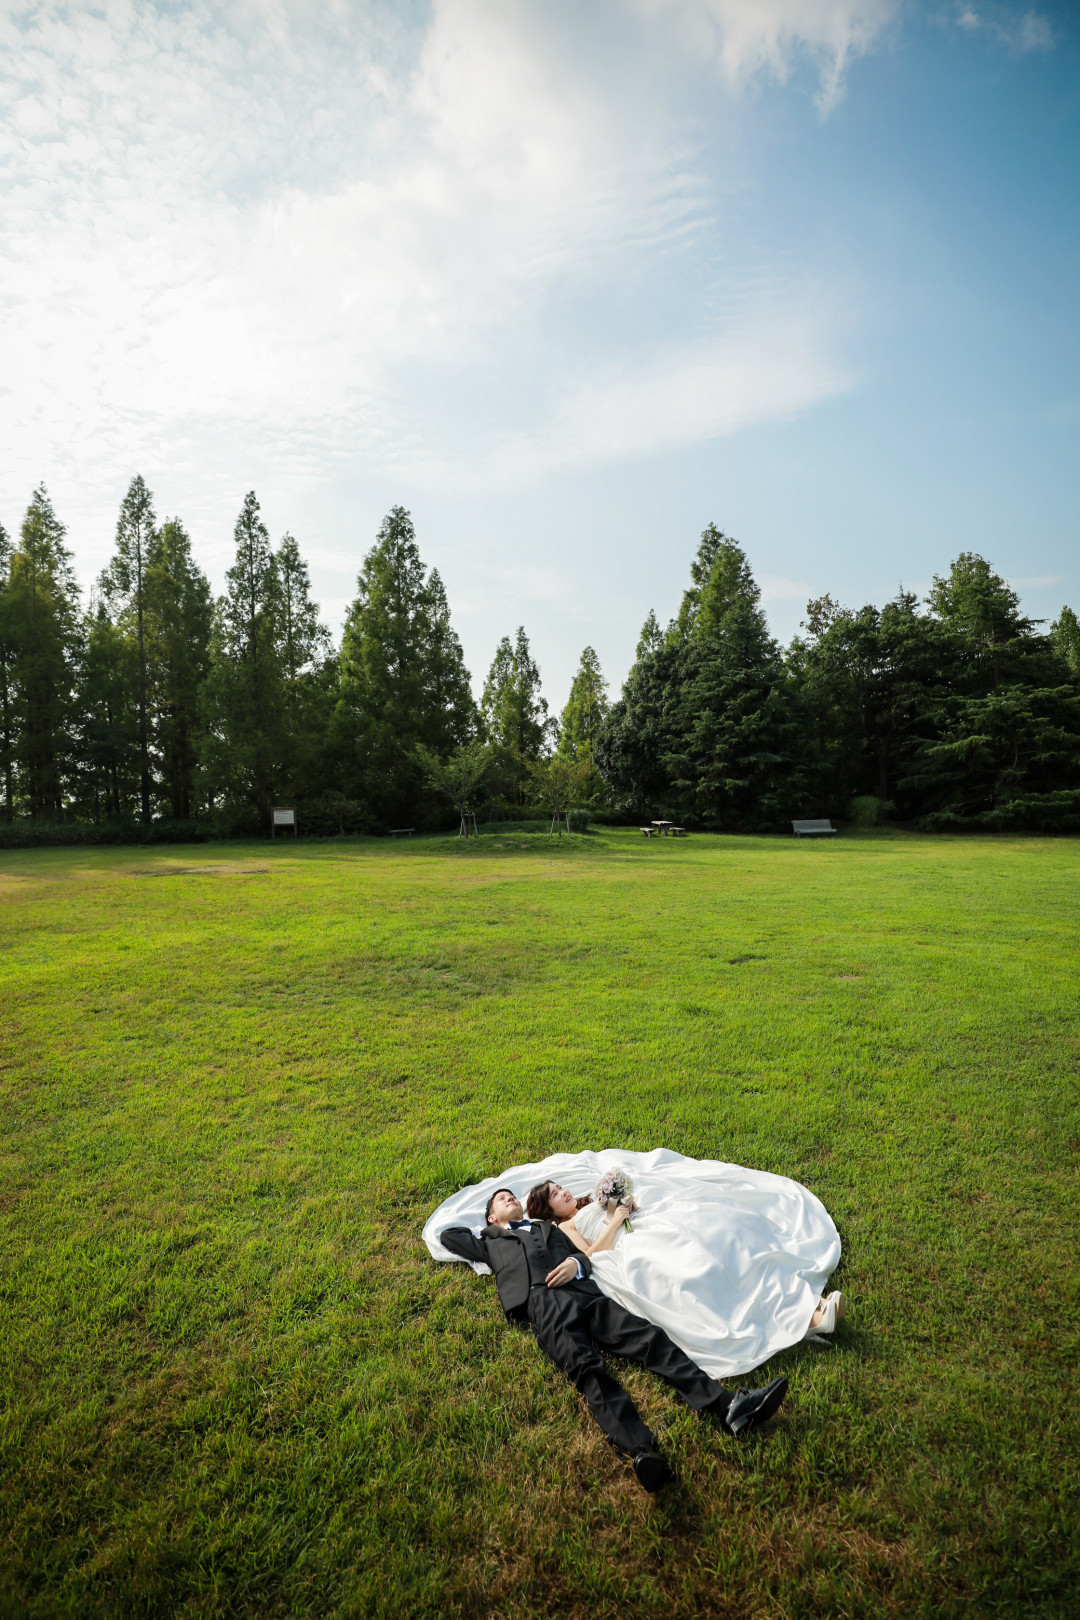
[424,1148,844,1382]
[525,1176,844,1382]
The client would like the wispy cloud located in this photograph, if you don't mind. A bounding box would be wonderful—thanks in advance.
[954,4,1055,54]
[758,572,815,602]
[429,303,853,491]
[635,0,899,113]
[0,0,882,557]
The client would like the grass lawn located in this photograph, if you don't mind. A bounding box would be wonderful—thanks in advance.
[1,827,1078,1618]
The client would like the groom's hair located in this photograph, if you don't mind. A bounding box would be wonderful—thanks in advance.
[485,1187,515,1223]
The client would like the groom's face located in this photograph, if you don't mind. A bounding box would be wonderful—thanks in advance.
[489,1189,523,1224]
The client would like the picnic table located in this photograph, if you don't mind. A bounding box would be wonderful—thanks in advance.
[640,821,687,838]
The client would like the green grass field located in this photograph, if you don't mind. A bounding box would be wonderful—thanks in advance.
[2,828,1078,1618]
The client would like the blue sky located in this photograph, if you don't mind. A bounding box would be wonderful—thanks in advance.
[1,1,1076,709]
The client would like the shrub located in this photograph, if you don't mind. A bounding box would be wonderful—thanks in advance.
[848,795,894,827]
[566,808,591,834]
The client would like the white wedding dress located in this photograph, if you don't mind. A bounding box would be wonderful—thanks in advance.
[423,1148,841,1380]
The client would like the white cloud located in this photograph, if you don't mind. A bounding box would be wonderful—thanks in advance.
[0,0,876,560]
[633,0,898,113]
[435,305,852,490]
[758,572,815,602]
[955,5,1054,53]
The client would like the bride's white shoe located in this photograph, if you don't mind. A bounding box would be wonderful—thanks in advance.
[804,1290,846,1343]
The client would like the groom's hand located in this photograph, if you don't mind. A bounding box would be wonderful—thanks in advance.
[545,1258,579,1288]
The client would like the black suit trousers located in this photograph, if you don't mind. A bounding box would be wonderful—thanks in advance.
[527,1284,725,1456]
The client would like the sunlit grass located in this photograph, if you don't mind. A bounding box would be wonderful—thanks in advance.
[1,827,1077,1616]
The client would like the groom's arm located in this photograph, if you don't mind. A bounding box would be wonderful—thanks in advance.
[550,1227,593,1280]
[439,1224,489,1267]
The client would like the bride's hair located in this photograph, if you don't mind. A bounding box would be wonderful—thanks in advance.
[526,1181,592,1221]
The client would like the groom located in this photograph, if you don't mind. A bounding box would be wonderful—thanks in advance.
[438,1186,788,1491]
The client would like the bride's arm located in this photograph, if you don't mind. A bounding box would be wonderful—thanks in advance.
[567,1203,633,1257]
[557,1218,592,1255]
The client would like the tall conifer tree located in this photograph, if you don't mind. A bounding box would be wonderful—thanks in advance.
[665,529,808,827]
[81,596,138,819]
[1052,606,1080,677]
[481,627,553,762]
[598,526,809,828]
[277,533,329,688]
[335,507,475,825]
[7,487,83,818]
[274,530,333,801]
[911,553,1080,826]
[594,612,680,812]
[201,492,286,816]
[0,522,14,820]
[101,475,157,820]
[145,519,213,818]
[558,646,608,762]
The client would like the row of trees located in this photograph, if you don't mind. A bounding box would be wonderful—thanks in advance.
[0,482,611,834]
[598,525,1080,830]
[1,480,1078,835]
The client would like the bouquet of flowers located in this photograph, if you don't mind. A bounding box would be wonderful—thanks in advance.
[593,1166,635,1233]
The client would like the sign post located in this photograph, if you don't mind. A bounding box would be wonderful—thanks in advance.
[271,806,298,839]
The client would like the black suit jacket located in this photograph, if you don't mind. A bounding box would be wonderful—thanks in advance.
[440,1220,596,1321]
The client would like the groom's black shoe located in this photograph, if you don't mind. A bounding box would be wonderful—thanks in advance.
[715,1376,788,1438]
[632,1449,675,1492]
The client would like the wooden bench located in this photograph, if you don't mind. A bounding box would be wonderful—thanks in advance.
[639,826,653,838]
[791,819,837,838]
[669,826,687,837]
[389,827,415,838]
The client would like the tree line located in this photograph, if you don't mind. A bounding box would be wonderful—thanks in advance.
[1,480,1078,838]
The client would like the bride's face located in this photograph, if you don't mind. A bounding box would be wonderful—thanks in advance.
[547,1184,578,1219]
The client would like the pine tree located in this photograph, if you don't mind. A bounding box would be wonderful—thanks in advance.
[926,553,1031,676]
[636,610,663,659]
[1051,606,1080,677]
[6,487,83,818]
[906,553,1080,827]
[0,522,14,820]
[598,527,811,828]
[80,596,139,820]
[556,645,610,804]
[790,592,952,814]
[481,626,553,770]
[666,582,808,829]
[277,533,329,688]
[274,530,334,802]
[201,492,286,817]
[144,519,213,818]
[558,647,608,761]
[425,569,477,742]
[334,506,475,825]
[594,615,680,814]
[100,475,157,820]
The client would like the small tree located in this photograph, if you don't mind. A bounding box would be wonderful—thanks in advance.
[415,740,494,835]
[527,755,592,836]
